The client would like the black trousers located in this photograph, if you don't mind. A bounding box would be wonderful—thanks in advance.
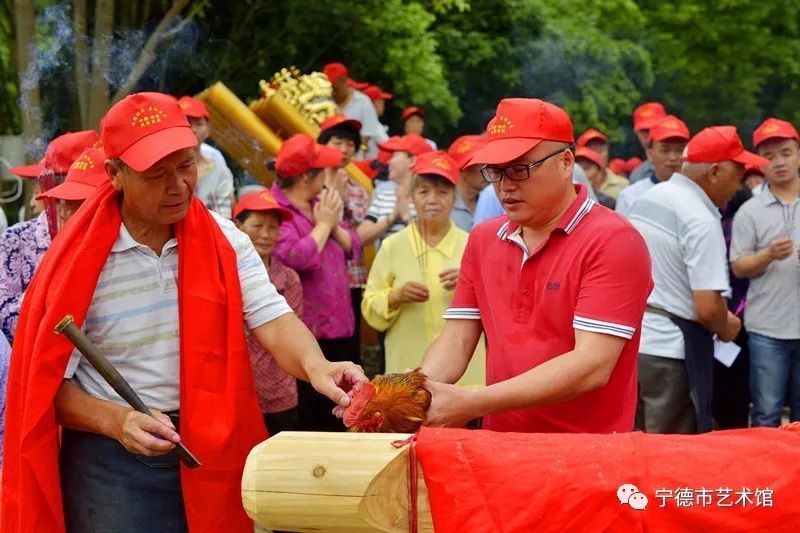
[264,406,300,436]
[297,336,359,431]
[713,328,751,429]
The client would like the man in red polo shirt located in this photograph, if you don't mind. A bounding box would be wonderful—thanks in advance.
[421,98,653,433]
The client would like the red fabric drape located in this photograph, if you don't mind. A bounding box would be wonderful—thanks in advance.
[1,181,266,532]
[417,427,800,532]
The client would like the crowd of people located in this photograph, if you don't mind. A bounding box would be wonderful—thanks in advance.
[0,60,798,531]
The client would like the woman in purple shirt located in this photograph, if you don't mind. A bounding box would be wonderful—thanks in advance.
[270,134,362,431]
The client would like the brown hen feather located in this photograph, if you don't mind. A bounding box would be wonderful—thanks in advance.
[344,368,432,433]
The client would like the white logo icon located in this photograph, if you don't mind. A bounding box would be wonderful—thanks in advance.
[617,483,648,511]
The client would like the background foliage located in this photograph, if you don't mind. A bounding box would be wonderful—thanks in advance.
[3,0,800,160]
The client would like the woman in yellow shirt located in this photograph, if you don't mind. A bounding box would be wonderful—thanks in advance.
[362,151,485,385]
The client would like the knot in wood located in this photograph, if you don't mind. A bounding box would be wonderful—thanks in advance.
[312,465,326,478]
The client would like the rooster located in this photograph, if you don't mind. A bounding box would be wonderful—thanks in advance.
[780,421,800,433]
[343,368,432,433]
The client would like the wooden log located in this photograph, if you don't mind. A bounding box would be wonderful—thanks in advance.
[241,432,432,532]
[250,95,373,192]
[196,82,283,186]
[251,93,319,139]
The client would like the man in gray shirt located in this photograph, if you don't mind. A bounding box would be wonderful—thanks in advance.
[730,117,800,427]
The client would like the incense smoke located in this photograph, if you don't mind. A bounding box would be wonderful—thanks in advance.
[18,2,205,158]
[19,3,74,157]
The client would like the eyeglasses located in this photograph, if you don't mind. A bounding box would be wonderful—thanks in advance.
[480,146,574,183]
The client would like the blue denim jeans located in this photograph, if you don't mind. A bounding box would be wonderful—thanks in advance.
[60,422,187,533]
[749,332,800,427]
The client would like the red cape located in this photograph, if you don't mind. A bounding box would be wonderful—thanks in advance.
[1,181,267,532]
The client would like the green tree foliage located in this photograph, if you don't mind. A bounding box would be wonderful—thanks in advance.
[7,0,800,152]
[197,0,463,138]
[638,0,800,134]
[0,0,19,134]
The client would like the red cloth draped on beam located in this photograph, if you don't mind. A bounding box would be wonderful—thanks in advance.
[417,427,800,532]
[1,181,267,532]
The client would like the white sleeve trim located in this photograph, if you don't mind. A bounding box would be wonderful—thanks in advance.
[573,315,635,340]
[443,307,482,320]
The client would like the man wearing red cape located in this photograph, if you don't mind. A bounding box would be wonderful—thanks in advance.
[1,92,367,533]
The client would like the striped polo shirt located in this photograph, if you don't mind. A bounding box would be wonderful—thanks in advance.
[64,212,292,411]
[364,183,416,247]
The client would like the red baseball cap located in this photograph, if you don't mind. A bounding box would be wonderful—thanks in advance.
[413,151,459,185]
[348,80,370,90]
[626,156,643,172]
[648,115,690,142]
[363,85,393,101]
[320,114,362,134]
[323,62,349,81]
[275,134,343,176]
[233,190,293,221]
[353,159,379,180]
[102,92,198,172]
[378,134,433,156]
[752,118,800,149]
[36,148,109,201]
[8,157,45,178]
[744,164,765,177]
[377,137,398,165]
[576,128,608,148]
[685,126,769,169]
[448,134,489,169]
[402,106,425,121]
[10,130,101,178]
[574,147,604,168]
[633,102,667,131]
[177,96,209,119]
[608,158,627,175]
[468,98,574,166]
[323,62,370,90]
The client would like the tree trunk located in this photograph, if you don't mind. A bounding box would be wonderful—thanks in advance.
[111,0,192,105]
[13,0,42,159]
[86,0,114,129]
[72,0,89,128]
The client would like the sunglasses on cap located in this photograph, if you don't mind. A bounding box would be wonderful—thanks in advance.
[480,145,575,183]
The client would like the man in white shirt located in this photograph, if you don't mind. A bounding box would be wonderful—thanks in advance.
[178,96,235,218]
[402,106,437,150]
[630,125,766,434]
[628,101,668,183]
[616,115,689,217]
[363,84,393,139]
[323,63,388,158]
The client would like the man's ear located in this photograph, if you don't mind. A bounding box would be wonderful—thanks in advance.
[707,162,721,184]
[562,148,576,175]
[104,160,124,191]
